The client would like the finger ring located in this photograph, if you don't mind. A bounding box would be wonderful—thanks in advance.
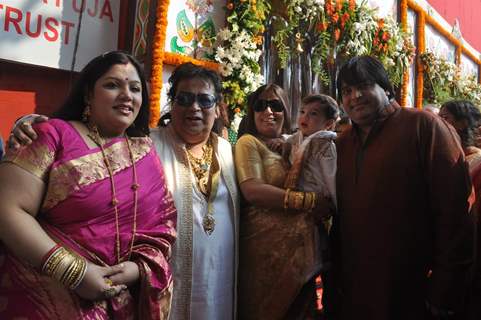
[103,287,117,299]
[104,278,113,286]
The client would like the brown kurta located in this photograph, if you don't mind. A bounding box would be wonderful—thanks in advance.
[334,103,475,320]
[465,147,481,320]
[235,134,318,320]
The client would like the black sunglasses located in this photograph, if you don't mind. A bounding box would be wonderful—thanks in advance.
[174,92,217,109]
[253,99,284,113]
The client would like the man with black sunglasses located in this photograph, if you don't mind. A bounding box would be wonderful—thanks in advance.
[7,63,240,320]
[327,55,475,320]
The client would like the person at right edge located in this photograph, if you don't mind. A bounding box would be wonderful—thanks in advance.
[324,55,475,320]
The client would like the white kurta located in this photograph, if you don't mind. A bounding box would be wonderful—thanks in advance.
[150,125,239,320]
[191,174,234,319]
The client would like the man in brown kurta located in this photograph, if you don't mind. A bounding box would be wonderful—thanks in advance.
[331,56,475,320]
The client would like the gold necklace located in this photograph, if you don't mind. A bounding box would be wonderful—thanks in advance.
[87,124,139,263]
[186,142,213,197]
[185,140,220,235]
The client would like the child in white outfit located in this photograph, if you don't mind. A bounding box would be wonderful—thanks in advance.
[283,94,339,273]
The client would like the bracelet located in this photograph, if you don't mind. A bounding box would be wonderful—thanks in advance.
[304,192,317,211]
[285,191,318,211]
[41,246,88,290]
[286,190,305,210]
[283,189,291,210]
[40,244,61,270]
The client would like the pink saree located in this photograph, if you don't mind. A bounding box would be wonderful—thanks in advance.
[0,119,177,319]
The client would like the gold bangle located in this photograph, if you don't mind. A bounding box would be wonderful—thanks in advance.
[310,192,317,211]
[303,192,317,211]
[283,189,291,210]
[302,192,312,211]
[291,191,304,210]
[287,191,305,210]
[42,246,88,290]
[43,247,69,275]
[297,192,305,210]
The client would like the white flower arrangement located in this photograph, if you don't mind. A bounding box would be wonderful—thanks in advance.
[215,27,264,107]
[343,4,377,56]
[421,50,481,105]
[185,0,214,16]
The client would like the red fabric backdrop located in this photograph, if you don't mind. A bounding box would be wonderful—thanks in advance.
[428,0,481,53]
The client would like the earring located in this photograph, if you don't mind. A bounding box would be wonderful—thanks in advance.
[82,105,91,123]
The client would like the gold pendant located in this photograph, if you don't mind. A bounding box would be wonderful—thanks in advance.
[202,214,216,235]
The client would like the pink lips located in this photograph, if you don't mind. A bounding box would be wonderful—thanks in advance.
[114,105,134,115]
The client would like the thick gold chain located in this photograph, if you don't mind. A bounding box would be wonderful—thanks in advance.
[186,142,213,196]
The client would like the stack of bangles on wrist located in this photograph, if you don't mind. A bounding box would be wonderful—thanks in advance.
[41,244,88,290]
[283,188,317,211]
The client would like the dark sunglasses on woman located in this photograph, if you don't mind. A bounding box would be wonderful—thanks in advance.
[253,99,284,113]
[174,92,217,109]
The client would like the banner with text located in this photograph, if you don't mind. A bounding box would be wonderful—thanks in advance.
[0,0,120,71]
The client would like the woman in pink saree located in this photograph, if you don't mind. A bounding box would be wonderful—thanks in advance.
[0,51,176,319]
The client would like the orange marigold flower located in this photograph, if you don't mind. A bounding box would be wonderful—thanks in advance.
[325,0,334,15]
[377,18,384,28]
[340,12,349,28]
[234,108,241,113]
[336,0,343,12]
[332,13,339,23]
[349,0,355,11]
[334,28,341,41]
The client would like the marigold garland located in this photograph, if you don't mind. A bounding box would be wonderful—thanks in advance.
[149,0,170,127]
[164,52,219,71]
[148,0,220,128]
[416,11,425,109]
[148,0,481,120]
[407,0,481,108]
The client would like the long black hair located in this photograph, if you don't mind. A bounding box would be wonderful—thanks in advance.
[53,51,150,137]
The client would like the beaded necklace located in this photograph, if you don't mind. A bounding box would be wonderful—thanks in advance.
[87,124,139,263]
